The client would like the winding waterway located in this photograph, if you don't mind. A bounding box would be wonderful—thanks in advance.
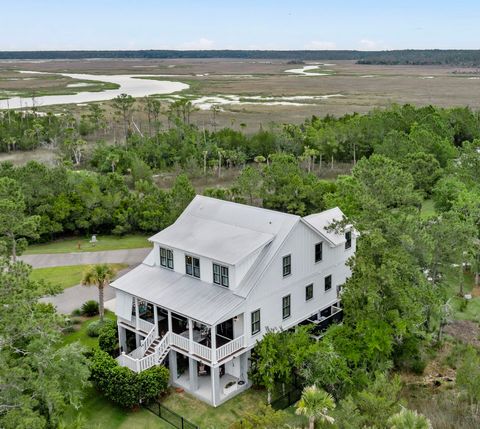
[0,71,189,109]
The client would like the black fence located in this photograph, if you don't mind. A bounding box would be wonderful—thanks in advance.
[145,401,199,429]
[270,386,302,410]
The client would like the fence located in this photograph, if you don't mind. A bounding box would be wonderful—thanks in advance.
[145,401,199,429]
[270,387,302,410]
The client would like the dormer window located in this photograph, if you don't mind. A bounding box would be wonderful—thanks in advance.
[185,255,200,278]
[345,231,352,249]
[213,263,229,287]
[160,247,174,269]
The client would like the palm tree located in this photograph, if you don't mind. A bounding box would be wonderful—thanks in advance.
[388,408,432,429]
[295,385,335,429]
[81,264,117,322]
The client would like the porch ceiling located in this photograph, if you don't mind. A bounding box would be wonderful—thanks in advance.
[111,264,244,325]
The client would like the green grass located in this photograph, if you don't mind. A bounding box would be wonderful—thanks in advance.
[25,234,150,254]
[162,389,305,429]
[31,263,128,290]
[421,198,436,219]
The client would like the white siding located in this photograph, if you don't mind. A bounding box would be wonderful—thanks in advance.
[243,222,354,346]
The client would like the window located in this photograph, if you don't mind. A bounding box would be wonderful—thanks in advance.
[282,255,291,277]
[324,275,332,291]
[251,309,261,335]
[213,263,229,287]
[282,295,291,319]
[305,284,313,301]
[160,247,174,269]
[315,242,323,262]
[185,255,200,278]
[345,231,352,249]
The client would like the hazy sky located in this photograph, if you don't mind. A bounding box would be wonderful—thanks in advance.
[1,0,478,51]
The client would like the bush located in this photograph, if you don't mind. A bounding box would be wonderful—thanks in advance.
[87,320,102,337]
[81,300,99,317]
[99,322,119,355]
[88,349,170,409]
[71,308,82,317]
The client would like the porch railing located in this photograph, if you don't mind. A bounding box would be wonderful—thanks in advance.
[192,341,212,361]
[118,332,171,372]
[118,315,155,334]
[141,325,158,354]
[170,332,190,352]
[216,335,245,361]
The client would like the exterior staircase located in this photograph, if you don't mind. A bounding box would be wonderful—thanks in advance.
[117,326,171,372]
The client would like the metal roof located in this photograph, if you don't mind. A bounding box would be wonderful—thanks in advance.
[302,207,347,246]
[149,195,298,265]
[111,264,244,325]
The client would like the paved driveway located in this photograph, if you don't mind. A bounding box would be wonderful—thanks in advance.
[21,248,150,268]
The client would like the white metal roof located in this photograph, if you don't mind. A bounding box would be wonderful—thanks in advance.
[149,195,298,265]
[111,264,244,325]
[302,207,347,246]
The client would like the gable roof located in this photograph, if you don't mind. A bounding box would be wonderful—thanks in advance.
[302,207,347,246]
[149,195,298,265]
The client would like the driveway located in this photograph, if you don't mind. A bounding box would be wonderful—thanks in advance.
[21,248,150,268]
[40,267,133,314]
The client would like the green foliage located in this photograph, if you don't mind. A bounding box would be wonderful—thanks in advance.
[335,373,403,429]
[86,319,104,337]
[0,259,90,428]
[388,408,432,429]
[98,321,119,355]
[456,346,480,405]
[295,385,336,429]
[230,404,290,429]
[88,349,169,409]
[81,300,99,317]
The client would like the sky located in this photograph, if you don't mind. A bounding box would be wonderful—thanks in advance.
[1,0,479,51]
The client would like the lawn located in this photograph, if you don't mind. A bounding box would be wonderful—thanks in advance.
[31,263,128,290]
[25,234,150,254]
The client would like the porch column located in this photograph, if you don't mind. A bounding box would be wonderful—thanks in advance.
[134,296,139,331]
[189,357,198,391]
[135,332,141,348]
[243,312,249,347]
[211,325,217,364]
[211,366,221,406]
[167,310,172,333]
[239,352,248,384]
[169,350,178,383]
[118,324,127,353]
[188,318,194,353]
[153,305,158,336]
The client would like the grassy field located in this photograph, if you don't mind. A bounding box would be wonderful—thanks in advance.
[31,263,128,290]
[2,58,480,133]
[0,70,119,99]
[25,234,150,254]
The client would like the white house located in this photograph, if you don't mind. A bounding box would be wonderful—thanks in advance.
[112,195,355,406]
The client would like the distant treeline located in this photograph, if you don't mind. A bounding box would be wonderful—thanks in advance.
[1,49,480,66]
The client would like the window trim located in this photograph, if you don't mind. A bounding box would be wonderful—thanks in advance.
[251,309,261,335]
[282,295,291,320]
[159,247,174,269]
[282,254,292,277]
[345,230,352,250]
[185,254,201,278]
[213,263,229,288]
[315,242,323,263]
[305,283,314,301]
[324,274,332,292]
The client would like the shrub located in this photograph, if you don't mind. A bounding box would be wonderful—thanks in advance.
[81,300,99,316]
[71,308,82,317]
[88,349,170,409]
[99,322,119,355]
[87,320,103,337]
